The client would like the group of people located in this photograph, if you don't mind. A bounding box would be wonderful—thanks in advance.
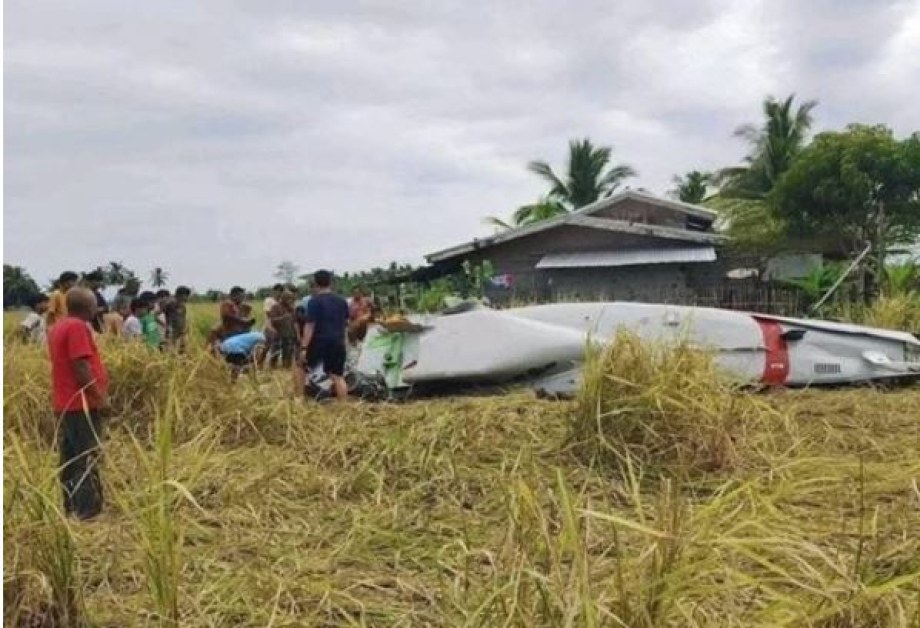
[26,267,372,522]
[19,270,192,351]
[206,270,373,400]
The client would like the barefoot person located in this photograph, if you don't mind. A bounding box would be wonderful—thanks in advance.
[299,270,349,401]
[47,287,110,520]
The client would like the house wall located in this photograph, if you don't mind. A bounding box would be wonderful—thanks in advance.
[589,197,689,229]
[460,225,696,275]
[544,266,692,302]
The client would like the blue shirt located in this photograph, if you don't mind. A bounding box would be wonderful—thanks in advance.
[220,331,265,355]
[305,292,348,343]
[300,296,311,311]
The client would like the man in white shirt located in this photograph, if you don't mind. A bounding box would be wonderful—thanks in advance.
[19,293,50,344]
[122,298,147,341]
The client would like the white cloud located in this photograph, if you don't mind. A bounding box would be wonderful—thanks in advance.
[3,0,917,289]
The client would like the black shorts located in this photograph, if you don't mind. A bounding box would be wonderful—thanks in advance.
[224,352,249,367]
[307,339,346,376]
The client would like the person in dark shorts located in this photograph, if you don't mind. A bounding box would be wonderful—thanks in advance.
[299,269,349,401]
[47,287,110,520]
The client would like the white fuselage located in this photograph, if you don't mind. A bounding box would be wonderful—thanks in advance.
[355,302,920,395]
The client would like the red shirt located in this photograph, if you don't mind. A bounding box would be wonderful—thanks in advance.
[48,317,109,413]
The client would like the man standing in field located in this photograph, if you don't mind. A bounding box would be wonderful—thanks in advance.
[299,270,349,401]
[83,270,109,334]
[220,287,255,339]
[47,287,109,520]
[267,289,298,368]
[45,271,79,328]
[263,283,284,365]
[161,286,191,351]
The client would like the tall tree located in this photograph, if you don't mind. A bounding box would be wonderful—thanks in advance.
[528,138,636,210]
[3,265,42,308]
[105,261,133,286]
[710,94,817,261]
[772,125,920,298]
[719,94,817,199]
[669,171,712,204]
[150,267,169,288]
[274,260,300,284]
[488,138,635,228]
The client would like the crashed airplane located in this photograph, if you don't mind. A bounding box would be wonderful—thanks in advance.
[341,302,920,399]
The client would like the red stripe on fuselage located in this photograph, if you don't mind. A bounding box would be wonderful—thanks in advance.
[754,318,789,385]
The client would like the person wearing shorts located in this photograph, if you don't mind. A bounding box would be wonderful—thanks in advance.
[299,269,349,401]
[220,331,266,382]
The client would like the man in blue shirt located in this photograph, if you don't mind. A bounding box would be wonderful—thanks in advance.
[299,270,349,401]
[220,331,266,382]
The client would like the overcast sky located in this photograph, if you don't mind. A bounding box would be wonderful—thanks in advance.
[4,0,919,290]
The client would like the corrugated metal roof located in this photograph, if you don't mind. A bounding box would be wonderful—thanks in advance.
[426,190,720,263]
[535,246,717,269]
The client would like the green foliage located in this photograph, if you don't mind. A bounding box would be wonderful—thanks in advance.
[884,259,919,296]
[705,197,788,259]
[488,138,636,228]
[528,138,636,210]
[772,125,920,255]
[784,262,845,301]
[3,264,42,308]
[150,267,170,289]
[718,94,817,200]
[669,170,712,204]
[104,261,132,286]
[416,279,453,312]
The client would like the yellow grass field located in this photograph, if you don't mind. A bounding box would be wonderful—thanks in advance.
[3,306,919,626]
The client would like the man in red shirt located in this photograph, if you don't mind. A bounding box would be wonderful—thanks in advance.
[47,287,110,520]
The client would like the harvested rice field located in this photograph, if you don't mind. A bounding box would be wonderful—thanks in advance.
[3,329,920,627]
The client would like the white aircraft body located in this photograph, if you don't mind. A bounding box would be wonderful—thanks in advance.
[348,302,920,398]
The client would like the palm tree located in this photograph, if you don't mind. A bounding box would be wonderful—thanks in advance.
[486,138,636,229]
[669,171,712,204]
[718,94,817,199]
[106,261,130,285]
[150,267,169,288]
[484,197,567,230]
[528,138,636,210]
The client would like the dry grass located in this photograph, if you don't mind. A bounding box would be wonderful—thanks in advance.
[3,312,920,626]
[572,331,778,475]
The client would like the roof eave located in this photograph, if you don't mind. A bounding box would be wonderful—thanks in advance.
[426,191,721,263]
